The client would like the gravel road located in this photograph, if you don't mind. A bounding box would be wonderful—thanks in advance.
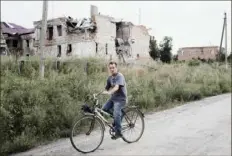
[13,93,231,156]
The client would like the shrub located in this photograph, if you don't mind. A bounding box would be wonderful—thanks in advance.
[188,59,201,66]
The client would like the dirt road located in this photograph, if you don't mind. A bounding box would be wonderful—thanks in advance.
[13,94,231,156]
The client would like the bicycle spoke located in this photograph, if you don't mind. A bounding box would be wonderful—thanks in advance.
[133,113,139,125]
[121,109,144,143]
[70,115,104,153]
[122,127,131,132]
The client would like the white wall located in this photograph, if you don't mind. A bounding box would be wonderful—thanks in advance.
[94,15,116,59]
[131,26,150,58]
[42,41,96,58]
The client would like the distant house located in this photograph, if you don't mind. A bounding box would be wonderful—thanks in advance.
[0,22,35,56]
[177,46,222,61]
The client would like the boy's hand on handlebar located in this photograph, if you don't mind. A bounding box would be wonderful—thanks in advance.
[102,91,111,95]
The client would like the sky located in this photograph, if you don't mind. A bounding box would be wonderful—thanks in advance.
[1,1,231,54]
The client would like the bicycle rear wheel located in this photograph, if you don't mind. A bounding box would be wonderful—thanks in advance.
[70,115,105,153]
[121,108,145,143]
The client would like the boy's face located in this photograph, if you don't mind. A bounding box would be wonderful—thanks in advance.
[109,64,118,75]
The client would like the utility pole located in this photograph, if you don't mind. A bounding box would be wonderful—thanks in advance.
[224,12,227,69]
[138,8,141,25]
[39,0,48,79]
[219,14,225,54]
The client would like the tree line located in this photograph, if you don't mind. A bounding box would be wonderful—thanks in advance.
[149,36,232,63]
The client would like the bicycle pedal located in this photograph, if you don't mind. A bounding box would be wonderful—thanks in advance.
[97,148,104,150]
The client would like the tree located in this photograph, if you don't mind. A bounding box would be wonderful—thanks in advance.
[173,54,178,61]
[216,52,225,62]
[149,37,160,60]
[227,52,232,63]
[159,36,173,63]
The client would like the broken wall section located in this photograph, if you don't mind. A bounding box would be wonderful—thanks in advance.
[33,17,97,58]
[115,22,134,60]
[21,33,36,55]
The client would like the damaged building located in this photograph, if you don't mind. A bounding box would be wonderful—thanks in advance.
[115,21,150,62]
[33,5,151,62]
[0,22,36,56]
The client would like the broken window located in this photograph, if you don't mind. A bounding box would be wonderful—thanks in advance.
[96,42,98,53]
[201,48,204,54]
[67,44,72,56]
[6,40,10,47]
[137,54,140,58]
[210,50,214,55]
[57,45,61,57]
[57,25,62,36]
[181,50,184,55]
[26,40,29,47]
[47,26,53,40]
[105,43,108,55]
[13,40,18,47]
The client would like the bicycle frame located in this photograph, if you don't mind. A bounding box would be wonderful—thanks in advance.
[94,107,114,129]
[84,92,142,133]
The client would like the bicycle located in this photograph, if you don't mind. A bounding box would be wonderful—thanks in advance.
[70,91,145,153]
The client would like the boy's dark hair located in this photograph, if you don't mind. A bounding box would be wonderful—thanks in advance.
[109,61,117,67]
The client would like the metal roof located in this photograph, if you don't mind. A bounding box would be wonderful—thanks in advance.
[0,22,34,36]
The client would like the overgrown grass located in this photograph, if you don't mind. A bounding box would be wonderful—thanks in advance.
[0,57,231,155]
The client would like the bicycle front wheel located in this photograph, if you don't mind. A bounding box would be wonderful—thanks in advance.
[70,115,105,153]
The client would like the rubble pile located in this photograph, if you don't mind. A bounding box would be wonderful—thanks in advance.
[65,16,96,33]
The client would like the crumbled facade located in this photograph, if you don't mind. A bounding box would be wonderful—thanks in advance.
[0,31,7,55]
[33,15,116,60]
[33,5,151,62]
[0,22,35,56]
[177,46,221,61]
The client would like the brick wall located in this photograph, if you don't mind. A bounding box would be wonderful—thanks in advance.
[177,46,220,61]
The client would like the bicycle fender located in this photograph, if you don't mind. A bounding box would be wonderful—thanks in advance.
[138,109,145,118]
[124,105,145,118]
[134,106,145,118]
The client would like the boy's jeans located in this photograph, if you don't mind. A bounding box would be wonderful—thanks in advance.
[102,99,126,134]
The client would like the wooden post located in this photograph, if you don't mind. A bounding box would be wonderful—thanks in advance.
[39,0,48,79]
[224,12,227,69]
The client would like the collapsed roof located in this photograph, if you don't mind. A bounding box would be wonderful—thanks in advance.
[65,16,96,33]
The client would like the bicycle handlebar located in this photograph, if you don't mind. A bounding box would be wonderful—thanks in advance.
[93,91,104,99]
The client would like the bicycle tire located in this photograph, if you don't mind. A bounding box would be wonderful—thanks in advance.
[121,108,145,143]
[70,114,105,153]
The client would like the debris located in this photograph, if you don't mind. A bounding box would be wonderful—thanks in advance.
[66,16,77,28]
[115,38,124,47]
[65,16,96,33]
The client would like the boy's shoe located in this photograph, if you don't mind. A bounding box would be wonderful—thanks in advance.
[111,132,123,140]
[112,122,115,132]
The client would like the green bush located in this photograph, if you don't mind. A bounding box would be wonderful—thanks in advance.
[0,58,231,155]
[188,59,201,66]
